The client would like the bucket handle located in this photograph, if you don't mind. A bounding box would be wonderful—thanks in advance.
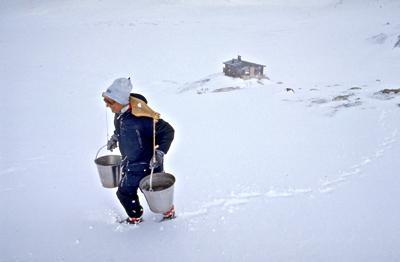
[95,144,107,160]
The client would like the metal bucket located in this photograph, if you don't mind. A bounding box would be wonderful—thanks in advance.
[139,172,175,213]
[94,145,122,188]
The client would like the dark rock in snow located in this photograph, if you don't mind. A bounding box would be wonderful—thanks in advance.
[212,86,241,93]
[381,88,400,94]
[395,35,400,48]
[332,94,354,101]
[373,88,400,100]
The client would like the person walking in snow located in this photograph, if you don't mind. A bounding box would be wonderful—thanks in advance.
[102,77,175,224]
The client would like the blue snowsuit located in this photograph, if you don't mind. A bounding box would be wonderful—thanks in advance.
[114,97,174,218]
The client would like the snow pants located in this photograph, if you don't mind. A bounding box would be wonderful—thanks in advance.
[116,164,163,218]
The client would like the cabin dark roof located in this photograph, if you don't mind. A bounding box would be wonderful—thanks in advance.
[223,56,265,68]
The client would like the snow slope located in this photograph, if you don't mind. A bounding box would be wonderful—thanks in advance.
[1,0,400,261]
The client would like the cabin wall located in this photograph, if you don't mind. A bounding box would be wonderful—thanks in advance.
[223,64,265,79]
[223,65,242,77]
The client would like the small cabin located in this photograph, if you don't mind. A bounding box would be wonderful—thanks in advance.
[223,55,266,79]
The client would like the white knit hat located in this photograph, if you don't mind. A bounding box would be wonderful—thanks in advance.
[102,77,133,105]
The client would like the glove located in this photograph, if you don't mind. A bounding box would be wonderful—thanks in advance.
[107,134,118,151]
[149,149,164,169]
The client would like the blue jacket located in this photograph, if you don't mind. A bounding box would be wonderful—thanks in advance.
[114,106,175,173]
[114,109,153,173]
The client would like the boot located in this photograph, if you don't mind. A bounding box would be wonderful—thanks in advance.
[123,216,143,225]
[162,205,176,220]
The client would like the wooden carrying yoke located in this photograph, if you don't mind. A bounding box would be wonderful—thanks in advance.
[129,96,160,120]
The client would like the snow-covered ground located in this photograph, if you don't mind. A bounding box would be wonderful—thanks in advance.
[1,0,400,261]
